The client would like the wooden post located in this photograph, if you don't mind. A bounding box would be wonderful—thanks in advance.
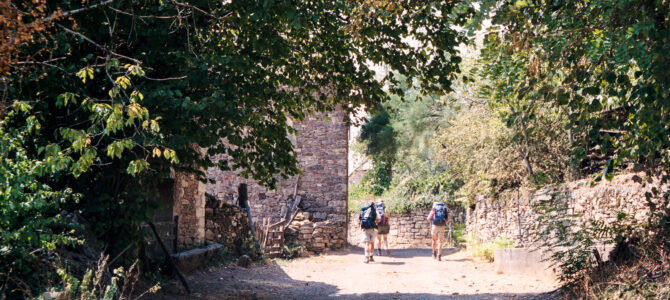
[148,222,190,294]
[238,183,247,208]
[240,183,259,244]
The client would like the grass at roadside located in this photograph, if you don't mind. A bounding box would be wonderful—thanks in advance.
[466,235,515,262]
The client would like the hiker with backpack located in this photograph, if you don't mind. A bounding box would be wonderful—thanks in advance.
[359,201,380,263]
[375,199,391,256]
[427,201,449,261]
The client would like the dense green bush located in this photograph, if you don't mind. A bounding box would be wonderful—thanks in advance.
[0,107,81,297]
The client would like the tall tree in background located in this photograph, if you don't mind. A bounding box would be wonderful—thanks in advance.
[359,108,397,195]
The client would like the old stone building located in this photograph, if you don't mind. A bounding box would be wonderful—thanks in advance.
[171,108,349,252]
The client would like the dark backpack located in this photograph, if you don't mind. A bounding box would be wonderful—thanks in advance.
[432,202,447,226]
[359,204,377,229]
[375,202,387,225]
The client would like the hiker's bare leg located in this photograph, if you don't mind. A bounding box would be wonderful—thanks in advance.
[438,237,443,255]
[376,235,382,255]
[437,229,444,261]
[364,241,369,263]
[367,241,375,261]
[382,235,390,254]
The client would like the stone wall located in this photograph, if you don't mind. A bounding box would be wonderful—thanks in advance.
[285,211,346,253]
[467,172,670,247]
[347,206,466,248]
[205,108,349,249]
[173,172,206,249]
[204,195,254,256]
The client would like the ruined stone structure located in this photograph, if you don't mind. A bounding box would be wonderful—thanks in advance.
[467,172,670,247]
[170,108,349,251]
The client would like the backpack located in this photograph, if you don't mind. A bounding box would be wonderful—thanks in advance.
[359,203,377,229]
[375,202,387,225]
[431,202,448,226]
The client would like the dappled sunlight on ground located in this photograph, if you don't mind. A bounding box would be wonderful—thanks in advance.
[150,247,558,299]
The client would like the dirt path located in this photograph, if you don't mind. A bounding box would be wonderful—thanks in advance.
[150,247,558,299]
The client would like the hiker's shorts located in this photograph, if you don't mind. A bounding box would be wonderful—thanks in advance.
[431,224,446,240]
[377,223,390,235]
[361,228,377,243]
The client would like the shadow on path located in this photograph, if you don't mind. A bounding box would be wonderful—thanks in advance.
[443,258,470,262]
[147,262,340,300]
[383,247,459,259]
[335,246,459,259]
[379,261,405,265]
[149,260,551,300]
[148,247,554,300]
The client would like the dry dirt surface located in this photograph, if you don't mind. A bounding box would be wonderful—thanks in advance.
[149,247,558,300]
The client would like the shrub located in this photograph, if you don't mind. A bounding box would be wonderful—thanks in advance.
[51,255,159,300]
[207,247,235,266]
[0,109,81,298]
[238,236,263,261]
[531,184,670,296]
[530,193,625,285]
[448,222,467,248]
[467,234,515,262]
[281,242,305,259]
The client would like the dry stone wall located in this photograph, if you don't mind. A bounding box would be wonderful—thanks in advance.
[204,195,254,256]
[467,172,670,247]
[347,206,466,248]
[285,211,347,253]
[205,108,349,249]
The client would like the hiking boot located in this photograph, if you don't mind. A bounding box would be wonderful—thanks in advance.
[386,249,391,256]
[369,256,375,262]
[432,250,437,259]
[364,256,369,263]
[438,254,442,261]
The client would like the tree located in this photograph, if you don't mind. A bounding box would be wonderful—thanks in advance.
[359,108,397,195]
[471,1,670,294]
[1,0,472,296]
[476,0,670,179]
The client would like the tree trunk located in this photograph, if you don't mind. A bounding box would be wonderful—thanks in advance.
[567,127,579,180]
